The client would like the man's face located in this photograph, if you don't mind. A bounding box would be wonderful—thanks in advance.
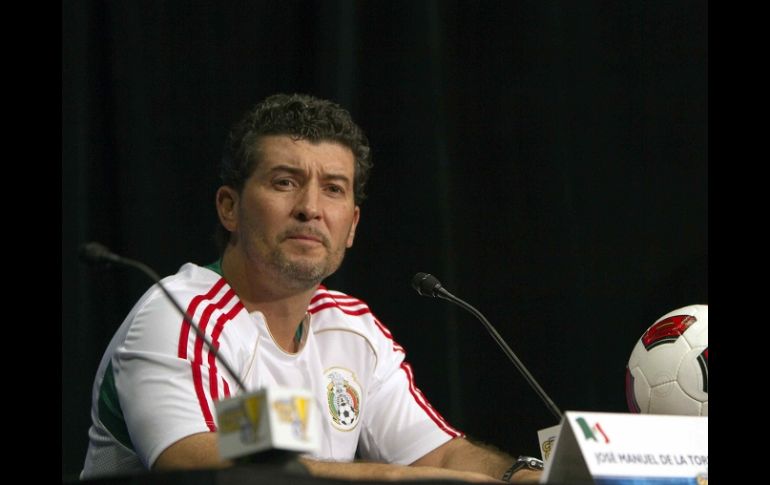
[222,135,360,289]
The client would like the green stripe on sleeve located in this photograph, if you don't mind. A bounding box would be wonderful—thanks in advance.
[98,361,136,451]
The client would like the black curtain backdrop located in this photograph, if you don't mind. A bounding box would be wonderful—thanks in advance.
[62,1,707,479]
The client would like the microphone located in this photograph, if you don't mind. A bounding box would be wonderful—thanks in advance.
[79,241,247,392]
[79,241,123,265]
[412,272,563,421]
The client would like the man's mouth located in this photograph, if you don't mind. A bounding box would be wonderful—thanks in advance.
[290,235,321,243]
[285,231,327,247]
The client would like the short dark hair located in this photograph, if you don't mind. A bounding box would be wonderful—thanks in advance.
[215,93,372,252]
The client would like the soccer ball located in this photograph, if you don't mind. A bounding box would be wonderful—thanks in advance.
[336,402,357,426]
[625,304,708,416]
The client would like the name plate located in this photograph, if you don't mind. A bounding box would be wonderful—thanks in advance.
[541,411,707,484]
[215,386,320,460]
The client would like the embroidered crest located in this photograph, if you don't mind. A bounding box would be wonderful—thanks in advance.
[324,367,361,431]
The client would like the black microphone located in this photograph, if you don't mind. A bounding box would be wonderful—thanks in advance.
[79,241,123,265]
[79,241,248,392]
[412,272,563,421]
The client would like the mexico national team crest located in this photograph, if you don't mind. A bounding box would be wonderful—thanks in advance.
[324,367,362,431]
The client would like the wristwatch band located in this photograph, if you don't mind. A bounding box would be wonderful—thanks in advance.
[501,455,545,482]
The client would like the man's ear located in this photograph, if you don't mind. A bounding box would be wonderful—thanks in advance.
[346,206,360,248]
[216,186,239,232]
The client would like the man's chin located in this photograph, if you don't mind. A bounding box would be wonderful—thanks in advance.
[269,250,345,288]
[276,260,332,287]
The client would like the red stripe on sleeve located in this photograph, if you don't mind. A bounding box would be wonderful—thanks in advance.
[401,362,462,438]
[309,302,372,316]
[309,289,366,309]
[372,317,406,354]
[189,288,236,430]
[177,278,227,359]
[372,317,393,338]
[310,286,356,303]
[191,362,217,432]
[208,301,245,399]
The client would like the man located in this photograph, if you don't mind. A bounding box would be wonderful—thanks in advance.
[81,93,542,482]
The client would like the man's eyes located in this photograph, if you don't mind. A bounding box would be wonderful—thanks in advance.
[271,178,347,196]
[273,178,296,189]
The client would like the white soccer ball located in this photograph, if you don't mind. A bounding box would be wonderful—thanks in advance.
[625,304,708,416]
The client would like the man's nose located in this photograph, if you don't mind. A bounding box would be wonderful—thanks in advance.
[292,185,321,222]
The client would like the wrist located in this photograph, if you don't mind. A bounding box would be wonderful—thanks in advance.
[501,456,544,482]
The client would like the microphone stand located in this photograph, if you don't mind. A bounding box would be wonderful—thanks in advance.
[413,273,563,421]
[80,242,247,392]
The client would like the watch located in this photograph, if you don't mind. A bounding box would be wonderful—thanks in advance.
[501,455,545,482]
